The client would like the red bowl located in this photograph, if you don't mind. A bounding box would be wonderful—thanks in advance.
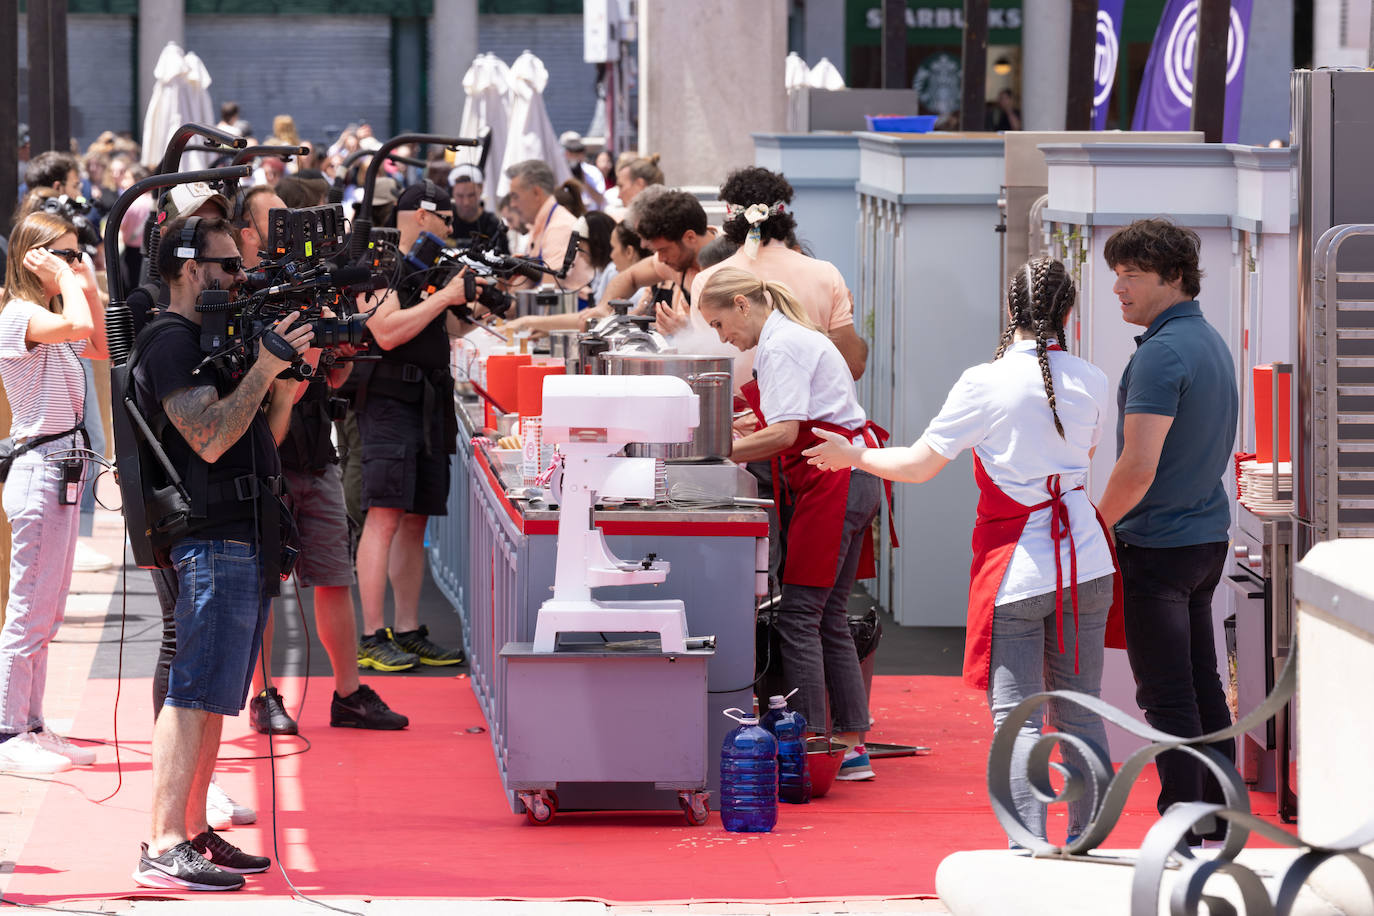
[806,737,848,798]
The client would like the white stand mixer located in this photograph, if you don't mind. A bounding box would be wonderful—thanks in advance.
[531,374,700,654]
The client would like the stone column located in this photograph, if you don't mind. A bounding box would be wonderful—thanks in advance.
[1020,0,1070,131]
[638,0,786,189]
[431,0,479,137]
[138,0,184,125]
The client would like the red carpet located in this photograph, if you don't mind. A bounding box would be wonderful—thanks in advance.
[5,673,1297,904]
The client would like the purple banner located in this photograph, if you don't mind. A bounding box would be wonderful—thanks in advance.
[1131,0,1254,141]
[1093,0,1126,130]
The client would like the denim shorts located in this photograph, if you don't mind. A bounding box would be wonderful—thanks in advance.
[163,538,271,716]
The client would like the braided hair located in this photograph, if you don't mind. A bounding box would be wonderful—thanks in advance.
[997,256,1076,438]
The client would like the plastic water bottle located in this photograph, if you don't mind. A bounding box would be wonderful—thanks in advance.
[760,691,811,804]
[720,708,778,832]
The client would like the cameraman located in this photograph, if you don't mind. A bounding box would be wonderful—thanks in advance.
[353,181,471,670]
[233,186,408,733]
[131,216,310,891]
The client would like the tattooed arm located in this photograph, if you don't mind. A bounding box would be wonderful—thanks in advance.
[161,315,313,463]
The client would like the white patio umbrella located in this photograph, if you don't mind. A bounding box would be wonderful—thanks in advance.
[458,53,513,213]
[140,42,217,172]
[497,51,571,199]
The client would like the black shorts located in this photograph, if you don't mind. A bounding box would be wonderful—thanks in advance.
[357,394,451,515]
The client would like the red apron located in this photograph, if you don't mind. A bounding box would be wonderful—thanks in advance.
[963,452,1127,690]
[741,379,898,588]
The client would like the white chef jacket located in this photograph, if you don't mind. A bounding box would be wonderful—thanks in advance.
[919,340,1116,605]
[755,311,866,435]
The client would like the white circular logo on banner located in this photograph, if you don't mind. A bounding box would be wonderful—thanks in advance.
[1094,10,1120,108]
[1163,1,1247,106]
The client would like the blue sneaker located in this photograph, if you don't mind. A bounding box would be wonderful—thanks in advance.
[836,744,876,781]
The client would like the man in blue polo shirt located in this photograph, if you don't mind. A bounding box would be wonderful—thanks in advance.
[1096,218,1239,846]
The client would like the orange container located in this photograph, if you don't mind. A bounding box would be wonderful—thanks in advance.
[516,363,565,418]
[484,354,531,429]
[1253,364,1291,465]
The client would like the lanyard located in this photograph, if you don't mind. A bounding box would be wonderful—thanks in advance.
[534,202,560,264]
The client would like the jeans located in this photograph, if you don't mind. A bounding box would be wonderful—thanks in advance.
[1118,540,1234,841]
[151,565,180,719]
[0,440,83,734]
[775,470,881,735]
[987,574,1114,841]
[163,539,271,717]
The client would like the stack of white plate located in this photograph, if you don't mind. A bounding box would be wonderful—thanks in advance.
[1238,459,1293,516]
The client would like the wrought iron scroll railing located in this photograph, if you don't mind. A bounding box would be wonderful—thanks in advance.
[986,641,1374,915]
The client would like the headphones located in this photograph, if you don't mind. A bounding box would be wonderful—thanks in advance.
[174,215,203,261]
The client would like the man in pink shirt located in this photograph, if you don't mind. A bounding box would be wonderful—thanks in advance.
[503,159,594,294]
[683,167,867,381]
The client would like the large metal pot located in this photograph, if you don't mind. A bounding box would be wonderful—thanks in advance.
[601,353,733,462]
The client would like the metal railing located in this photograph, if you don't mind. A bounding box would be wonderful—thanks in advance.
[987,640,1374,914]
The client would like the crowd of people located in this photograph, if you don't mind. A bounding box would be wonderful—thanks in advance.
[0,103,1242,887]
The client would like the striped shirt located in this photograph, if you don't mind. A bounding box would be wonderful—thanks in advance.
[0,299,86,438]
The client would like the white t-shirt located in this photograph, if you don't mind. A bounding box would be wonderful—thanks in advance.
[919,340,1115,605]
[754,310,865,434]
[0,299,86,438]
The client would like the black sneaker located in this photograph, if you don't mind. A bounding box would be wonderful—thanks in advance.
[190,829,271,874]
[357,628,420,672]
[330,684,410,730]
[133,840,245,891]
[392,625,465,666]
[249,687,298,736]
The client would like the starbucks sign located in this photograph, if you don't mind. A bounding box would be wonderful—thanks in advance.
[913,52,961,115]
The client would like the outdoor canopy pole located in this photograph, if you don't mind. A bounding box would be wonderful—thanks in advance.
[961,0,989,131]
[881,0,906,89]
[1192,0,1229,143]
[1065,0,1097,130]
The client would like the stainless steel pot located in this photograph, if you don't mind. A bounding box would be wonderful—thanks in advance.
[548,330,581,374]
[514,287,579,318]
[601,353,733,462]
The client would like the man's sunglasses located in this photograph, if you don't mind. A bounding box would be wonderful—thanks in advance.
[45,248,80,264]
[194,255,244,274]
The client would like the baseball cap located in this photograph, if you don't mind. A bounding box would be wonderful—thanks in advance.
[559,131,585,153]
[372,175,401,207]
[160,181,231,222]
[448,163,483,186]
[395,179,449,213]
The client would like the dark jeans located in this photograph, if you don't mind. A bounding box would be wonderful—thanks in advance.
[775,470,880,735]
[1118,540,1235,840]
[151,566,179,719]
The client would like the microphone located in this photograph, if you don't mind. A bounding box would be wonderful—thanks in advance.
[482,252,546,285]
[558,217,587,279]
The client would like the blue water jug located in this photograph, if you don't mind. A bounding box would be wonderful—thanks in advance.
[720,707,778,833]
[760,691,811,804]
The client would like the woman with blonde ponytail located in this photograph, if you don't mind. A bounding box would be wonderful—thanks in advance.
[806,257,1125,847]
[700,267,893,782]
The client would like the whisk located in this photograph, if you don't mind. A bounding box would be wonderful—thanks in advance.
[666,480,774,509]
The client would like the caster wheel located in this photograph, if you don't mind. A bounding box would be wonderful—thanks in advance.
[523,790,558,826]
[680,791,710,826]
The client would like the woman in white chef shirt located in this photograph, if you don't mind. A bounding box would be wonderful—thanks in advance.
[806,257,1125,844]
[701,267,890,781]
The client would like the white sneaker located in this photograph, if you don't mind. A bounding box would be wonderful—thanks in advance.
[31,729,96,766]
[0,733,73,774]
[207,779,256,827]
[72,540,113,573]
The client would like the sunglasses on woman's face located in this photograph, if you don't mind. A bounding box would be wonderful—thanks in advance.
[45,248,80,264]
